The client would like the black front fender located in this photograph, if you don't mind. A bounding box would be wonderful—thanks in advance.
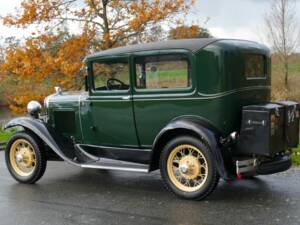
[151,116,233,180]
[4,117,79,166]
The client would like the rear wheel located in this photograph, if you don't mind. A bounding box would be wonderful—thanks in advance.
[160,136,219,200]
[5,131,47,184]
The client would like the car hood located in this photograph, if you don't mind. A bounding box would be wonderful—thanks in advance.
[45,91,88,108]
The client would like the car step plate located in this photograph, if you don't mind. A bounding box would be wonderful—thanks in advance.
[81,158,149,173]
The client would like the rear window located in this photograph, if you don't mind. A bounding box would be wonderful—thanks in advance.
[245,54,266,79]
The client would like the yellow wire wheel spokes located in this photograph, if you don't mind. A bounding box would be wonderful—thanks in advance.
[9,139,37,177]
[167,144,209,192]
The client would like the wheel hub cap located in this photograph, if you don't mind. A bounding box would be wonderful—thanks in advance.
[179,155,201,180]
[179,164,189,174]
[16,153,23,163]
[18,147,35,167]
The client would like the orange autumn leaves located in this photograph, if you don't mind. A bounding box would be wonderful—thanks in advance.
[2,0,195,49]
[0,0,195,113]
[169,25,211,39]
[0,33,91,113]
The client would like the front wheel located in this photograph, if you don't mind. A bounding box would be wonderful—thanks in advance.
[5,131,47,184]
[160,136,219,200]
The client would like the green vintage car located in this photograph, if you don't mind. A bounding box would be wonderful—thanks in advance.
[4,39,299,200]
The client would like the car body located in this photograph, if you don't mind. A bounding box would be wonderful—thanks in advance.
[4,38,299,200]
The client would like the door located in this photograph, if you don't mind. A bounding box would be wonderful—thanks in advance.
[81,57,139,147]
[132,52,196,147]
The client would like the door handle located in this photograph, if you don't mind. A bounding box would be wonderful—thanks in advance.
[122,96,131,100]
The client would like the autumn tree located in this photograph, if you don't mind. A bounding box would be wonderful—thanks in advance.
[169,24,212,40]
[0,37,21,106]
[132,25,166,44]
[264,0,300,88]
[0,32,91,113]
[0,40,5,105]
[1,0,195,113]
[0,40,4,63]
[3,0,195,50]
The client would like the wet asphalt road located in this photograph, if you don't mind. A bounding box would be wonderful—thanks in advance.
[0,151,300,225]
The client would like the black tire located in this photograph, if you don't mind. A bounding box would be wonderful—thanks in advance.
[5,131,47,184]
[160,136,220,200]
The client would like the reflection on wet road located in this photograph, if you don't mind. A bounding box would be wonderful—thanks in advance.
[0,151,299,225]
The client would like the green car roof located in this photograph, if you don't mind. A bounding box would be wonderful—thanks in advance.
[85,38,219,60]
[84,38,268,61]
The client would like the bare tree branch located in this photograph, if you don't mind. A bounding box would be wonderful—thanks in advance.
[264,0,300,88]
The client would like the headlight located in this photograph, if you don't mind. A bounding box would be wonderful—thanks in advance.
[27,101,42,118]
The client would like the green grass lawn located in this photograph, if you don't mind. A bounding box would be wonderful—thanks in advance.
[272,62,300,77]
[153,69,187,77]
[0,129,13,143]
[292,145,300,166]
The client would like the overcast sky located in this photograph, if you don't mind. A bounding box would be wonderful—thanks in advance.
[0,0,299,50]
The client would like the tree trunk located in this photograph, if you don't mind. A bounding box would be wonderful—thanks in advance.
[284,57,289,89]
[101,0,111,49]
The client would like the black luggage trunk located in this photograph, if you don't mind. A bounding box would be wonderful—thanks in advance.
[236,103,285,156]
[277,101,300,148]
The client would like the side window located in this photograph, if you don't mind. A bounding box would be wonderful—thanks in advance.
[245,54,266,79]
[92,61,129,91]
[135,55,191,89]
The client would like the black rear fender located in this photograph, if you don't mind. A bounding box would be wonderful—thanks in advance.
[150,116,233,180]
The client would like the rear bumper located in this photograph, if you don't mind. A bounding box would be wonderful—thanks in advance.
[256,155,292,175]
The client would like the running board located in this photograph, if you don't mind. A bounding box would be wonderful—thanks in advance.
[81,160,149,173]
[74,144,100,162]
